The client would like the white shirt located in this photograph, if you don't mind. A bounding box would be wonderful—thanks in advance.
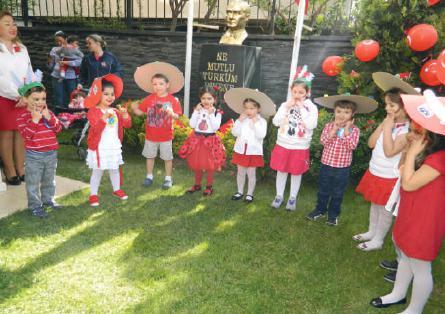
[0,43,33,100]
[272,99,318,149]
[369,122,410,178]
[98,109,121,151]
[189,108,221,133]
[231,114,267,155]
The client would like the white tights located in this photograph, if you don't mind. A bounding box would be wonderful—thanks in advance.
[381,251,433,314]
[276,171,302,199]
[357,203,393,250]
[237,166,257,196]
[90,169,120,195]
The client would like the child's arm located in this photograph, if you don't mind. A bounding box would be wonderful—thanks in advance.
[17,112,41,140]
[42,109,62,134]
[87,109,107,135]
[401,136,439,191]
[117,106,132,129]
[320,123,336,146]
[231,118,243,137]
[189,110,199,129]
[382,115,408,157]
[272,103,287,127]
[252,117,267,139]
[367,122,383,149]
[131,100,146,116]
[302,104,318,130]
[342,125,360,150]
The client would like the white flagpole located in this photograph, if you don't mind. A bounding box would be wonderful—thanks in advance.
[184,0,195,117]
[287,0,306,101]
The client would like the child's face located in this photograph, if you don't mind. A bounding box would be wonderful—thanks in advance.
[26,91,47,112]
[152,78,169,96]
[100,87,115,107]
[243,101,259,118]
[334,107,354,125]
[291,85,308,101]
[200,92,215,109]
[69,41,79,48]
[384,95,406,118]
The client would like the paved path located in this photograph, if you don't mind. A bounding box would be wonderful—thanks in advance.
[0,176,88,219]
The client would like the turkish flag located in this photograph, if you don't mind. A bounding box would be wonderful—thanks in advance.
[295,0,309,15]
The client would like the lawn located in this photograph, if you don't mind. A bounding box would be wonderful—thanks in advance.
[0,143,444,313]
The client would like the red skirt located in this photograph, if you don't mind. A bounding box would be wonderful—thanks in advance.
[0,96,19,131]
[232,152,264,168]
[355,169,398,205]
[270,144,310,175]
[179,133,225,171]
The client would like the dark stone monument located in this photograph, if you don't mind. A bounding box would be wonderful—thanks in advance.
[198,44,262,120]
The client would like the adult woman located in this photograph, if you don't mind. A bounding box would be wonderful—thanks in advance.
[78,34,123,89]
[0,11,32,185]
[48,30,82,110]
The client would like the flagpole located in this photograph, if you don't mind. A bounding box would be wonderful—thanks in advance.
[184,0,195,117]
[287,0,306,101]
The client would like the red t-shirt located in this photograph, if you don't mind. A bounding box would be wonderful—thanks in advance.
[393,150,445,261]
[138,94,182,142]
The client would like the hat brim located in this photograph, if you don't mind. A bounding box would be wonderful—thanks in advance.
[314,95,378,114]
[84,74,123,108]
[372,72,420,95]
[134,62,184,94]
[224,88,276,117]
[401,94,445,136]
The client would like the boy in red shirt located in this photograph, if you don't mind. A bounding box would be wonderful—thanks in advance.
[132,63,184,189]
[17,82,62,218]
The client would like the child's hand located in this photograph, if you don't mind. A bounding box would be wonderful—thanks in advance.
[101,112,109,122]
[206,106,215,114]
[239,113,247,121]
[194,103,203,112]
[407,134,427,157]
[345,119,354,130]
[31,108,42,123]
[383,112,395,129]
[117,105,129,119]
[286,100,296,110]
[41,106,51,120]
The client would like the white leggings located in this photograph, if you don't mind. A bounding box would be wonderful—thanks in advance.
[90,169,120,195]
[381,251,433,314]
[276,171,302,199]
[237,166,257,196]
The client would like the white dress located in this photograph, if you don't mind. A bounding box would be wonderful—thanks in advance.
[86,109,124,170]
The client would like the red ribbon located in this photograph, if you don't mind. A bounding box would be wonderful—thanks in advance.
[294,0,309,15]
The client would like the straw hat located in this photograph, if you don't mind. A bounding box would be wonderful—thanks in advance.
[134,62,184,94]
[372,72,420,95]
[314,94,378,114]
[224,88,276,117]
[84,74,123,109]
[401,90,445,136]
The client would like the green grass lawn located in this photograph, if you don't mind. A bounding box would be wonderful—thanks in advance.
[0,143,444,313]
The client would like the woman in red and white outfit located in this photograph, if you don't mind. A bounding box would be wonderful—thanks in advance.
[0,11,33,185]
[179,87,225,196]
[84,74,131,206]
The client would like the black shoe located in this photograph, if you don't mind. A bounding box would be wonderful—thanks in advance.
[19,175,25,182]
[379,259,398,271]
[384,271,397,283]
[244,195,254,203]
[231,192,243,201]
[306,210,325,221]
[370,297,406,308]
[43,201,64,210]
[6,176,21,185]
[326,216,338,226]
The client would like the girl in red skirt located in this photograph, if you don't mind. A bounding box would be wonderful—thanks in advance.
[179,87,225,196]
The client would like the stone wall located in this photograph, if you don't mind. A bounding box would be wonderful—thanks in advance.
[19,27,352,112]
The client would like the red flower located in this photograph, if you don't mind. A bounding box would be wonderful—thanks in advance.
[367,119,375,125]
[13,45,21,53]
[213,85,220,91]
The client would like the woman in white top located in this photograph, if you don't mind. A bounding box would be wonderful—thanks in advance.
[0,11,33,185]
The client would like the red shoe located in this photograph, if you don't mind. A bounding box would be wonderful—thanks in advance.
[112,189,128,200]
[186,185,201,193]
[203,185,213,196]
[89,195,99,207]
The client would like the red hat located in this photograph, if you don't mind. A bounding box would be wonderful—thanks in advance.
[401,90,445,136]
[84,74,123,108]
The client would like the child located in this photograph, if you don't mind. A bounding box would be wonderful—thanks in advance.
[56,36,83,79]
[68,88,86,109]
[270,68,318,211]
[224,88,275,202]
[353,73,417,251]
[16,81,62,218]
[179,87,225,196]
[132,62,184,189]
[306,95,377,226]
[84,74,132,207]
[370,90,445,314]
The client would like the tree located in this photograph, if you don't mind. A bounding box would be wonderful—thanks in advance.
[169,0,189,31]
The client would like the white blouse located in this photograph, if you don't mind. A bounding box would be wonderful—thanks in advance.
[189,108,222,133]
[0,43,33,100]
[231,115,267,155]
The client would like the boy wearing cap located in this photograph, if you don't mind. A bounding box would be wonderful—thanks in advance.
[16,82,62,218]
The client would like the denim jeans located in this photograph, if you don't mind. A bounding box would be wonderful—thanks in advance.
[315,163,350,219]
[25,150,58,209]
[51,77,77,110]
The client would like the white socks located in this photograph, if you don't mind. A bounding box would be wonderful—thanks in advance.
[361,205,393,250]
[90,169,120,195]
[381,252,432,314]
[237,166,257,196]
[355,203,379,241]
[237,166,247,194]
[290,174,302,199]
[276,171,302,199]
[246,167,256,196]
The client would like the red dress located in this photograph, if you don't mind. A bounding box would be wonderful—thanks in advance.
[393,151,445,261]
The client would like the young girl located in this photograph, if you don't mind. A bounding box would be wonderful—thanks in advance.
[353,88,410,251]
[224,88,274,203]
[270,76,318,211]
[179,87,225,196]
[85,74,132,206]
[370,91,445,313]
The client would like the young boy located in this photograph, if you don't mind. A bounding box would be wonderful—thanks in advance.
[132,72,182,189]
[16,82,62,218]
[306,96,376,226]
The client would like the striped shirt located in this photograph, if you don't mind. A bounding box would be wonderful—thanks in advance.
[17,110,61,152]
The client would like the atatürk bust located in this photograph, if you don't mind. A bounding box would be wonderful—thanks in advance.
[219,0,250,45]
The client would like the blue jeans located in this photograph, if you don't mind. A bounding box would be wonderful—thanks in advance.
[315,163,350,219]
[25,150,58,209]
[51,77,77,110]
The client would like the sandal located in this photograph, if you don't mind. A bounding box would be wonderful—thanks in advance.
[203,185,213,196]
[244,195,254,203]
[186,185,201,193]
[231,192,243,201]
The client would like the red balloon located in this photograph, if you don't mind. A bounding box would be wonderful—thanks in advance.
[355,39,380,62]
[427,0,441,6]
[407,24,438,51]
[420,60,441,86]
[437,50,445,85]
[322,56,343,76]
